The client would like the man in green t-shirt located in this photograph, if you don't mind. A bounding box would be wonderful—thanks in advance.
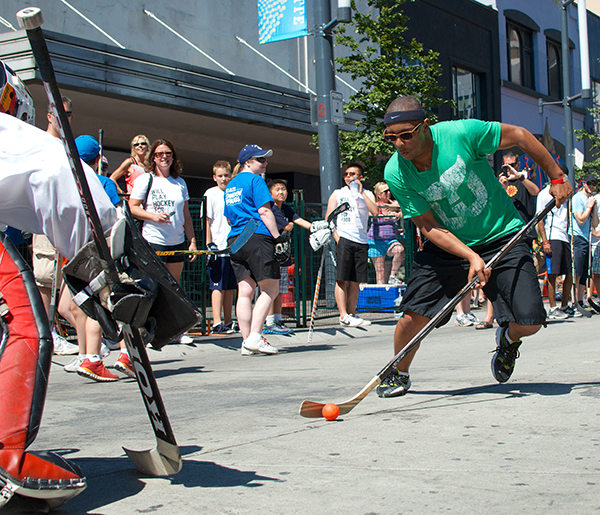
[377,96,573,399]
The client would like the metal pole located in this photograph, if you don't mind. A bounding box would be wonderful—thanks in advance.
[313,0,342,209]
[561,4,575,187]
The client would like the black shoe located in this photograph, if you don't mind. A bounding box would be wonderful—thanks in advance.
[376,369,411,398]
[491,326,522,383]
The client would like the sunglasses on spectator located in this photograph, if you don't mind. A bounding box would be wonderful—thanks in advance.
[253,156,268,163]
[154,151,173,158]
[133,142,147,147]
[587,181,598,187]
[383,122,423,143]
[380,189,390,194]
[344,172,362,178]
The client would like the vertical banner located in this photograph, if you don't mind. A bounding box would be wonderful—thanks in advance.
[258,0,308,44]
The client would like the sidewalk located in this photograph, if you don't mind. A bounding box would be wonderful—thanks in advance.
[20,305,600,514]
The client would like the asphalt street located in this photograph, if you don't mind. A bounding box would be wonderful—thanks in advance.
[12,303,600,514]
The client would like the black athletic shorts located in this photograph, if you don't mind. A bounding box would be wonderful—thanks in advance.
[229,233,280,284]
[149,241,187,263]
[572,235,590,284]
[336,236,368,283]
[546,240,571,276]
[399,233,547,328]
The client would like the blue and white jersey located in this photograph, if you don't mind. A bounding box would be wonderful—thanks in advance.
[224,171,273,238]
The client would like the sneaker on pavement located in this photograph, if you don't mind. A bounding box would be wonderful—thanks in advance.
[388,274,402,286]
[340,314,362,327]
[465,312,479,325]
[172,333,195,344]
[211,322,230,334]
[263,323,293,335]
[491,326,522,383]
[561,304,582,318]
[77,359,119,382]
[242,335,278,355]
[64,355,84,373]
[376,369,411,398]
[351,314,371,327]
[225,322,238,333]
[275,321,295,334]
[52,330,78,355]
[548,306,569,320]
[455,313,473,327]
[241,345,256,356]
[114,352,136,378]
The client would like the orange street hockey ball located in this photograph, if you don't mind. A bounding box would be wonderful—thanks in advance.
[322,403,340,421]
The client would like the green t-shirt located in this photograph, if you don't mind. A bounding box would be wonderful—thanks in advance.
[384,119,524,247]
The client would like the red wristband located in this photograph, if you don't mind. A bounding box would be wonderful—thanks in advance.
[551,176,567,184]
[542,240,549,245]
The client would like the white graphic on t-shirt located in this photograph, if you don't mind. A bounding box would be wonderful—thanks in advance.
[225,187,243,206]
[419,156,488,230]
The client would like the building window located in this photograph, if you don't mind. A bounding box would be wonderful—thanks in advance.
[507,22,534,89]
[547,40,562,99]
[452,66,480,119]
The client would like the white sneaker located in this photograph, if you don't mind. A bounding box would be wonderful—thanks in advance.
[242,335,278,355]
[548,306,569,320]
[351,314,371,327]
[64,355,84,373]
[340,314,361,327]
[241,345,256,356]
[388,274,402,286]
[52,330,78,355]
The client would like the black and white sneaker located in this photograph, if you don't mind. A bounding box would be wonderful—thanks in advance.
[376,369,411,398]
[491,326,522,383]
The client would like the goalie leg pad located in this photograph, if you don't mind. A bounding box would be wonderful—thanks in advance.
[0,234,86,510]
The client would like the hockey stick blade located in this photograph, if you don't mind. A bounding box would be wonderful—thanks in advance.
[299,198,559,418]
[327,201,350,223]
[155,219,258,256]
[586,296,600,314]
[121,325,182,476]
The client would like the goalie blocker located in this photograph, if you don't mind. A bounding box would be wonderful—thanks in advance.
[0,233,86,510]
[62,205,201,349]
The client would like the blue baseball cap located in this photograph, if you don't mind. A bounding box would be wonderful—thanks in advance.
[75,135,100,163]
[238,144,273,166]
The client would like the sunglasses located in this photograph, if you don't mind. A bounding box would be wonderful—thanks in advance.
[133,142,147,147]
[64,110,73,117]
[253,156,268,163]
[344,172,362,178]
[587,181,598,187]
[383,122,423,143]
[154,151,173,158]
[380,189,390,194]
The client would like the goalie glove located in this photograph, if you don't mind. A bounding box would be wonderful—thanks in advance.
[310,220,330,233]
[274,231,292,262]
[206,242,219,266]
[309,228,332,251]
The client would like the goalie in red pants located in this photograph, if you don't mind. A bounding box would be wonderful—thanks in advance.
[0,60,115,510]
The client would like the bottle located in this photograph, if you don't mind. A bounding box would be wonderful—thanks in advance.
[350,180,359,195]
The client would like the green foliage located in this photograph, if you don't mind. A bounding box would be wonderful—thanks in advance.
[575,107,600,180]
[333,0,447,181]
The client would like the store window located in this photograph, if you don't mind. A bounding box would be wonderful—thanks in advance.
[452,66,480,119]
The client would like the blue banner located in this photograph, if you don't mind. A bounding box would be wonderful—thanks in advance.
[258,0,308,44]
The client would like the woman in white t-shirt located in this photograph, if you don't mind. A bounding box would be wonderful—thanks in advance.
[129,139,197,283]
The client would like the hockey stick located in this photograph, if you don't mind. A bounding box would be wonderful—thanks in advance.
[568,199,592,318]
[98,128,104,174]
[307,250,325,344]
[47,250,62,333]
[155,219,258,256]
[299,198,558,418]
[17,7,182,476]
[305,202,350,343]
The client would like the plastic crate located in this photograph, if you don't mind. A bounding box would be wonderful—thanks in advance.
[356,284,405,312]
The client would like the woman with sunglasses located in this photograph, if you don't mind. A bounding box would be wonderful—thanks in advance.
[367,182,405,285]
[110,134,150,194]
[128,139,197,290]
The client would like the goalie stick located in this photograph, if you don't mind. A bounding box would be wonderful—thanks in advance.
[306,202,350,344]
[299,198,559,418]
[155,219,258,256]
[17,7,182,476]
